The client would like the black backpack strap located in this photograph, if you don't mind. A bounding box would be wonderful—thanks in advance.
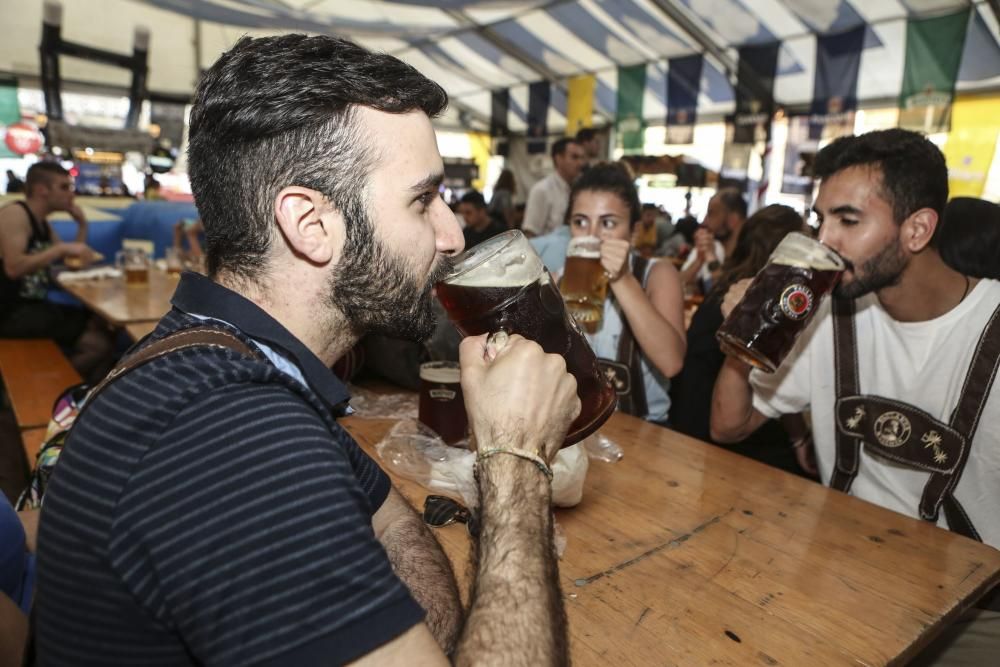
[613,254,650,417]
[830,297,861,493]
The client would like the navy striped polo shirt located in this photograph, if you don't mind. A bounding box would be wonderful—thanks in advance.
[34,272,424,666]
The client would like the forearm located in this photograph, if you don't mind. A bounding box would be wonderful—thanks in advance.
[611,274,685,377]
[710,356,766,443]
[455,456,566,666]
[380,507,463,654]
[73,219,88,243]
[4,244,64,279]
[679,260,702,287]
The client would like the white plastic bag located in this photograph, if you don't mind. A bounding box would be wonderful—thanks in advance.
[375,420,589,508]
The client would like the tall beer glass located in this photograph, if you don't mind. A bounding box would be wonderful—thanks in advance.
[716,232,844,373]
[436,231,617,447]
[561,236,607,333]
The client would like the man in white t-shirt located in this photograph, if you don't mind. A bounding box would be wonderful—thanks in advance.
[521,138,586,238]
[710,128,999,664]
[679,188,746,293]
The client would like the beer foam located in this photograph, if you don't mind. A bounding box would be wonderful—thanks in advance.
[769,232,845,271]
[447,232,545,288]
[420,361,461,383]
[566,235,601,260]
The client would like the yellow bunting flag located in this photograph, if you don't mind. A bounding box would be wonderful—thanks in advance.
[566,74,595,136]
[467,131,491,191]
[944,94,1000,198]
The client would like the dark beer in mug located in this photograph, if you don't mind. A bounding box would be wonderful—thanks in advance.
[436,231,617,447]
[418,361,468,445]
[717,232,844,373]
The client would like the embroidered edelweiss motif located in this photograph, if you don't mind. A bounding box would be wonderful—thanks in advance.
[922,430,948,465]
[845,406,865,430]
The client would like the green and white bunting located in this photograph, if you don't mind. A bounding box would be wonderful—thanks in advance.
[899,9,970,134]
[616,64,646,155]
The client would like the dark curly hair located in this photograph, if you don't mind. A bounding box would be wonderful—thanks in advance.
[187,34,448,283]
[566,161,641,228]
[936,197,1000,279]
[813,128,948,224]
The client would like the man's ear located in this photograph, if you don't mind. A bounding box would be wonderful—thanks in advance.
[902,207,938,253]
[273,186,342,265]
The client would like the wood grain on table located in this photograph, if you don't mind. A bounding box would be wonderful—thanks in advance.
[343,410,1000,666]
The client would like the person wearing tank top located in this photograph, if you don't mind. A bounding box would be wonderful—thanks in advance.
[0,162,112,382]
[563,163,686,423]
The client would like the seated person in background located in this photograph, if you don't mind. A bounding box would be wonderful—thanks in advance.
[670,204,813,476]
[528,221,572,273]
[567,162,686,423]
[936,197,1000,280]
[679,189,747,294]
[0,496,35,666]
[0,162,113,383]
[710,129,1000,664]
[457,190,506,248]
[173,216,205,261]
[5,169,24,194]
[657,214,697,259]
[632,203,659,257]
[487,168,517,229]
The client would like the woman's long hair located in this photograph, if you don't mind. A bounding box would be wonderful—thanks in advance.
[712,204,806,298]
[493,168,516,194]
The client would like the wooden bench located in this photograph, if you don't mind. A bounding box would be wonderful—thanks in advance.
[0,339,81,464]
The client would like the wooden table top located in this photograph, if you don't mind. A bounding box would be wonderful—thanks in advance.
[342,410,1000,666]
[58,268,179,326]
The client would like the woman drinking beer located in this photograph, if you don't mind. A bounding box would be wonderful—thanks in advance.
[563,162,686,423]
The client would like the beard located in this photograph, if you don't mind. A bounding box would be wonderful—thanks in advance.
[327,207,454,342]
[834,235,909,299]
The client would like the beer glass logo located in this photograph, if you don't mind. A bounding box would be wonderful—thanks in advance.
[779,284,814,320]
[429,388,457,401]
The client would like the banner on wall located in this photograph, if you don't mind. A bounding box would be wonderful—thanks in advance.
[666,54,702,145]
[0,77,22,159]
[527,80,550,155]
[616,64,646,154]
[720,123,752,192]
[944,94,1000,198]
[809,26,865,140]
[733,42,780,145]
[566,74,595,137]
[490,88,510,156]
[898,9,970,134]
[781,115,818,196]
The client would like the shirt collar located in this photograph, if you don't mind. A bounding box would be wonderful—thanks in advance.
[171,272,351,408]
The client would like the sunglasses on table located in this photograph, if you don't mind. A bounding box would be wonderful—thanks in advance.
[422,495,479,537]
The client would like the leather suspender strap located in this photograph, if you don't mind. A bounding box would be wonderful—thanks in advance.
[931,300,1000,540]
[831,297,861,493]
[614,254,650,418]
[83,326,260,411]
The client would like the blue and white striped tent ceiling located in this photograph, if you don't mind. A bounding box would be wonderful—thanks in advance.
[2,0,999,131]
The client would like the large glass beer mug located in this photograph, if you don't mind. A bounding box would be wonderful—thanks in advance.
[716,232,845,373]
[560,235,608,333]
[436,231,617,447]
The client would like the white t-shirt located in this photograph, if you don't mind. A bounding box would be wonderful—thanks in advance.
[681,239,725,284]
[750,279,1000,548]
[522,172,571,237]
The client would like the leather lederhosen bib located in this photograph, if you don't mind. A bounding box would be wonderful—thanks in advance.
[831,296,1000,542]
[597,255,649,418]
